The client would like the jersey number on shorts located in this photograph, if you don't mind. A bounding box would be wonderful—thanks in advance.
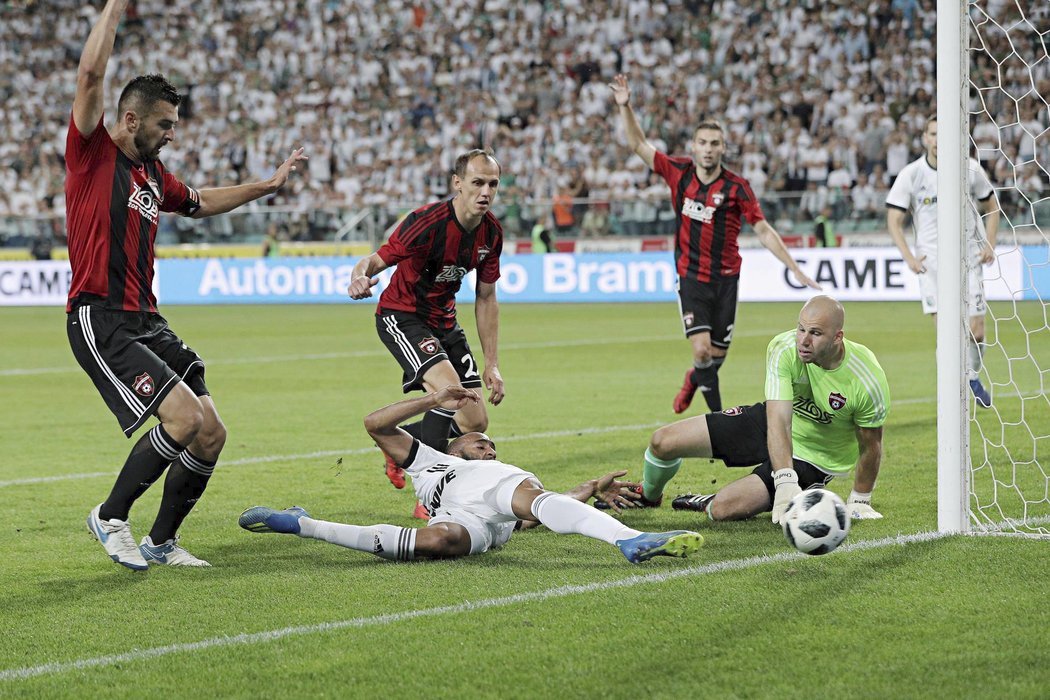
[461,355,480,379]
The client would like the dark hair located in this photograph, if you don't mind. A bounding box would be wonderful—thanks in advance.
[453,149,501,177]
[694,119,725,137]
[117,74,181,117]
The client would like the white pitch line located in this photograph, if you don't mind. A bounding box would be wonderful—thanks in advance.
[0,529,951,682]
[0,422,666,489]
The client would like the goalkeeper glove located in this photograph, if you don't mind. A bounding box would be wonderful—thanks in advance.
[770,468,801,525]
[847,490,883,520]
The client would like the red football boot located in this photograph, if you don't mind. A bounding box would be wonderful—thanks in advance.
[383,451,406,489]
[412,501,430,520]
[672,369,698,414]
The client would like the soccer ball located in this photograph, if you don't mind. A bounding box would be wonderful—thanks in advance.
[782,489,850,555]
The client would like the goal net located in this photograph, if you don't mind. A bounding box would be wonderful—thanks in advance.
[946,0,1050,537]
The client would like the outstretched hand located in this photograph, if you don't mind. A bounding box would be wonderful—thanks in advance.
[608,74,631,106]
[793,269,822,290]
[433,385,481,412]
[592,470,642,514]
[268,148,308,192]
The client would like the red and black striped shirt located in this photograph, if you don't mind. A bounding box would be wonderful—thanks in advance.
[376,199,503,330]
[654,152,764,283]
[64,113,200,312]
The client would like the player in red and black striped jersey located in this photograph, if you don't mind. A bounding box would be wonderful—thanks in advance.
[610,74,820,419]
[69,0,307,570]
[349,150,506,516]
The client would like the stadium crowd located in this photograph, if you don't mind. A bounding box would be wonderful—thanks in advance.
[1,0,1047,239]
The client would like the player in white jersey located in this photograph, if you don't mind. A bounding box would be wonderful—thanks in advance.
[239,386,704,564]
[886,116,1000,408]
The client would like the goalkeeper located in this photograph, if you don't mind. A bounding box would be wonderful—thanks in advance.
[623,295,890,524]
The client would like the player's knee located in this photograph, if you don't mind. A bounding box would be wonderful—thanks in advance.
[423,524,471,557]
[168,400,205,444]
[649,427,676,461]
[456,413,488,433]
[197,416,227,456]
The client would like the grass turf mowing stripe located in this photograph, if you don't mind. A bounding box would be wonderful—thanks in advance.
[0,530,950,682]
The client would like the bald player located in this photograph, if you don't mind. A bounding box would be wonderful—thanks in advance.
[622,295,891,525]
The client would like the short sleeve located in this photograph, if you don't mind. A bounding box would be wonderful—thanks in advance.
[885,164,912,210]
[65,112,108,174]
[376,207,434,266]
[764,333,797,401]
[737,178,766,225]
[160,169,201,216]
[477,223,502,284]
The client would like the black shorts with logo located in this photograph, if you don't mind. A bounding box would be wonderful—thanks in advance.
[706,402,834,498]
[67,302,208,437]
[375,310,483,393]
[677,276,739,348]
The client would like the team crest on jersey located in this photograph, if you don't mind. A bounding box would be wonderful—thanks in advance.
[128,181,160,224]
[828,392,847,410]
[132,372,155,397]
[477,246,491,263]
[711,192,724,206]
[418,337,440,354]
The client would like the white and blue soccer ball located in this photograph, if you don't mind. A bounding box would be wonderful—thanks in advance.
[782,488,850,555]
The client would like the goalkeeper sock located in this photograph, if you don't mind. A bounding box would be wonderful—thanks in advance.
[148,451,214,543]
[642,447,682,502]
[298,519,416,561]
[530,492,640,545]
[692,357,724,412]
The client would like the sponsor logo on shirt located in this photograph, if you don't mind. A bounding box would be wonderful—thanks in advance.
[682,196,716,223]
[128,181,160,224]
[434,265,468,282]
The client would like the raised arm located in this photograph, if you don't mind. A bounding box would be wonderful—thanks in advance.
[73,0,130,136]
[347,252,390,299]
[192,148,307,218]
[475,281,504,406]
[363,386,481,466]
[608,74,656,170]
[752,219,821,290]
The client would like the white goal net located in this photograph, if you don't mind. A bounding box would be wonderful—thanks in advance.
[963,0,1050,537]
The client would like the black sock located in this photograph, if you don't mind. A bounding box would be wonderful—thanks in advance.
[448,420,465,439]
[694,358,725,412]
[148,451,215,543]
[99,425,184,522]
[420,408,456,451]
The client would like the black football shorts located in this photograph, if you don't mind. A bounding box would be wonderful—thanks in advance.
[67,303,208,437]
[376,310,483,392]
[677,276,739,348]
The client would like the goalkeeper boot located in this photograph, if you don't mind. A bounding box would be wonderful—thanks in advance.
[139,535,211,567]
[969,379,992,409]
[672,369,698,414]
[87,504,148,571]
[412,500,430,521]
[594,484,662,510]
[672,493,715,514]
[616,530,704,564]
[239,505,310,534]
[383,450,406,489]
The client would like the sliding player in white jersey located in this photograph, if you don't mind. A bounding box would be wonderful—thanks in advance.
[239,386,704,564]
[886,115,1000,408]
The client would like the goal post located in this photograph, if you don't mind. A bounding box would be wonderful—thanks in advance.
[939,1,1050,538]
[936,0,970,533]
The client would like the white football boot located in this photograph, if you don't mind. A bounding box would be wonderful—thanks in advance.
[139,535,211,567]
[86,504,148,571]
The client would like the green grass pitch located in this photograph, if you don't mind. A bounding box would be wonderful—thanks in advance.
[1,301,1048,698]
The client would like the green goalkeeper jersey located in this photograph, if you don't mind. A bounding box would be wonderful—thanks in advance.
[764,330,890,474]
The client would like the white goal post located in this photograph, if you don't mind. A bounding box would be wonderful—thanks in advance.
[938,0,1050,537]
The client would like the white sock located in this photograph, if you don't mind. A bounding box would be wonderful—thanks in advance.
[298,518,416,561]
[530,492,641,545]
[967,339,983,379]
